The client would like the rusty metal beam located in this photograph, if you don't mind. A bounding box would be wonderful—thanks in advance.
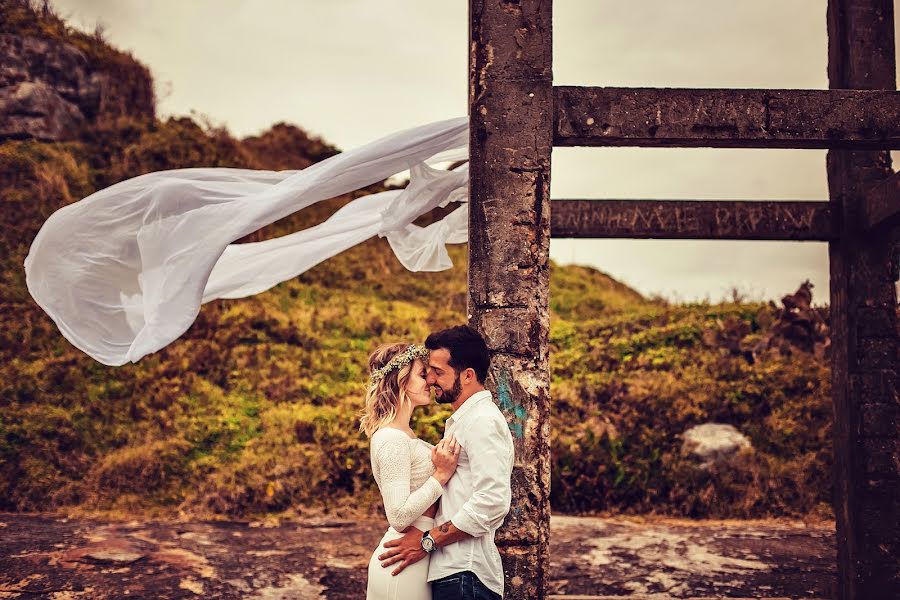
[554,86,900,149]
[862,171,900,232]
[551,200,835,240]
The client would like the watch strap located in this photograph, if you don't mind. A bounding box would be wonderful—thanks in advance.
[420,529,436,553]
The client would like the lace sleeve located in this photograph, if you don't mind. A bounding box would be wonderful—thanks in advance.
[372,432,443,531]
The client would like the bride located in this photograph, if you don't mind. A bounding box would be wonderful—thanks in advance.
[360,342,460,600]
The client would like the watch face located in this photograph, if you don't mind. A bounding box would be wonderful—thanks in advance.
[421,536,435,552]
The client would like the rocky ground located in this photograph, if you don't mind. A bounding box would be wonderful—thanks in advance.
[0,513,835,599]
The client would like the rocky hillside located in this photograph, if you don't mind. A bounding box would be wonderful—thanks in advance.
[0,1,834,521]
[0,0,155,141]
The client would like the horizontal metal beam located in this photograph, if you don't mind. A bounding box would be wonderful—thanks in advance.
[550,199,835,240]
[554,87,900,149]
[862,171,900,232]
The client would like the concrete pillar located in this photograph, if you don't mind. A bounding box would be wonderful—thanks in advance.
[468,0,553,597]
[827,1,900,596]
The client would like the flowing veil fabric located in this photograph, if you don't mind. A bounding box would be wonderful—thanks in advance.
[24,117,469,366]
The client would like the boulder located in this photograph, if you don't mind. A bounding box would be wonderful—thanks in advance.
[681,423,752,469]
[0,80,85,139]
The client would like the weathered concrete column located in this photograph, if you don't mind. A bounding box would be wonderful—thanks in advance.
[826,1,900,597]
[468,1,552,598]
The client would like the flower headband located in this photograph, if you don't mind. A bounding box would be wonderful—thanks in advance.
[369,344,429,386]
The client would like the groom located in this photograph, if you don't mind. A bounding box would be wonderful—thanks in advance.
[378,325,515,600]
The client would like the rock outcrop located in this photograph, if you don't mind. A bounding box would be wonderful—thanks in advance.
[0,33,155,141]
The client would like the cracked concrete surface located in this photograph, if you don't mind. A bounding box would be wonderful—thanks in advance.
[0,513,834,599]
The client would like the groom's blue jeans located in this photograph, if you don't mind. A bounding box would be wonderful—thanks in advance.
[431,570,501,600]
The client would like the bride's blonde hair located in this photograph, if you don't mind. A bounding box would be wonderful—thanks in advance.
[359,342,424,438]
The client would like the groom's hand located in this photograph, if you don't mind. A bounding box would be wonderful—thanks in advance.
[378,527,426,576]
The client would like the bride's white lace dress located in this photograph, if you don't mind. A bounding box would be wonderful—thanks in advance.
[367,427,443,600]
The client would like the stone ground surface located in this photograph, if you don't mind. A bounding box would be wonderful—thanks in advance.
[0,513,835,599]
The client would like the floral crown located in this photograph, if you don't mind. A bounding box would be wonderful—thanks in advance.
[369,344,429,386]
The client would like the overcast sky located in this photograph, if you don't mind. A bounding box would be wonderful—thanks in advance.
[51,0,900,304]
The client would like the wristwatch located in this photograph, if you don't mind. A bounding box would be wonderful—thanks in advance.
[421,530,436,553]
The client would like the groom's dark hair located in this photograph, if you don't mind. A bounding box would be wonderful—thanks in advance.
[425,325,490,383]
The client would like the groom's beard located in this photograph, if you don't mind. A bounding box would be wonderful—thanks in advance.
[433,375,462,405]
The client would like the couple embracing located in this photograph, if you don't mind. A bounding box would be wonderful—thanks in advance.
[361,325,515,600]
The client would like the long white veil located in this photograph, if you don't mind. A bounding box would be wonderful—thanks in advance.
[24,117,469,366]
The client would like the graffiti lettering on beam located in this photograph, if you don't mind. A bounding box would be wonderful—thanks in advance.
[550,200,834,241]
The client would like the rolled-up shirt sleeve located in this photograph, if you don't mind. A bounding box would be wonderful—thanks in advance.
[450,415,515,537]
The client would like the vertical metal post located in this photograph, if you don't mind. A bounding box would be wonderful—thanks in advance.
[827,0,900,596]
[468,0,553,598]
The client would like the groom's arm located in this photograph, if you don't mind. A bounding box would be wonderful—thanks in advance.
[429,520,472,547]
[376,520,474,575]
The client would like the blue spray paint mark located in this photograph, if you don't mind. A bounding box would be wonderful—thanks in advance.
[497,367,526,440]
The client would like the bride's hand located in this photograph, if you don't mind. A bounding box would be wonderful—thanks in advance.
[431,435,460,485]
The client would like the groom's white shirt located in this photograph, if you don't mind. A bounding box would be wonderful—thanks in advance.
[427,390,515,597]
